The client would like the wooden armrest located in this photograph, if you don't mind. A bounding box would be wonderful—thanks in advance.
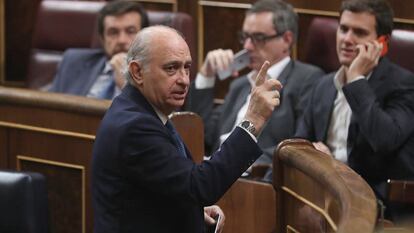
[387,180,414,204]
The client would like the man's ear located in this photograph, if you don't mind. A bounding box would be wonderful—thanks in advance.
[129,61,144,85]
[282,31,294,52]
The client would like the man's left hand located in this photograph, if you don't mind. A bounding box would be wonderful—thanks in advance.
[204,205,225,233]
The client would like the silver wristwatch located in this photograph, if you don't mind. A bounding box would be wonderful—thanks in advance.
[239,120,256,136]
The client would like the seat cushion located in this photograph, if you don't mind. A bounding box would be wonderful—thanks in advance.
[0,170,49,233]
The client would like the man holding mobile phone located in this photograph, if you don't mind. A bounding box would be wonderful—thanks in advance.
[187,0,324,180]
[295,0,414,222]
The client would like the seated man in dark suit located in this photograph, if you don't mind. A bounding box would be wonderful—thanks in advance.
[92,25,282,233]
[295,0,414,221]
[187,0,324,179]
[50,1,148,99]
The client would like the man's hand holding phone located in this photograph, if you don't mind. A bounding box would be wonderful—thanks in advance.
[200,49,250,80]
[345,37,384,83]
[204,205,225,233]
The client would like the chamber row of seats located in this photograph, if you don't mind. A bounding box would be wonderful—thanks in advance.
[28,1,414,94]
[27,0,196,90]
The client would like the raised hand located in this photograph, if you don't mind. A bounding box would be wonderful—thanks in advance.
[346,40,382,83]
[200,49,235,77]
[244,61,283,136]
[110,52,128,89]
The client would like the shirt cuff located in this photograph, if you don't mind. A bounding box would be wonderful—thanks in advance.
[237,126,258,143]
[195,72,216,89]
[348,75,365,83]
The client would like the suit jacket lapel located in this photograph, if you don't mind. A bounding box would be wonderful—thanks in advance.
[277,60,293,88]
[320,75,337,141]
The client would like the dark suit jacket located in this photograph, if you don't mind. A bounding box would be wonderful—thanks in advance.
[50,48,107,96]
[188,60,324,164]
[296,57,414,198]
[92,84,262,233]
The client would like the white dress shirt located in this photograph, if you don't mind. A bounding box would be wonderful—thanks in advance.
[326,67,370,163]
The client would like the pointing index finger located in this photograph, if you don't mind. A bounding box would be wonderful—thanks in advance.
[255,61,270,86]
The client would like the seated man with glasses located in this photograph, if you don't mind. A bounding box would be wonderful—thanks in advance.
[187,0,324,181]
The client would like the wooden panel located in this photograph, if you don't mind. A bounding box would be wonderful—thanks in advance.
[18,156,85,233]
[139,2,174,12]
[217,179,276,233]
[5,0,41,85]
[389,0,414,21]
[8,128,94,233]
[290,0,341,12]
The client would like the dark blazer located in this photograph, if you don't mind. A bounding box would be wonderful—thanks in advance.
[296,57,414,198]
[92,84,262,233]
[188,60,324,164]
[50,48,107,96]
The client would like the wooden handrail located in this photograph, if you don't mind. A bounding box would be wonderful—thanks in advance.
[0,86,109,115]
[274,139,377,233]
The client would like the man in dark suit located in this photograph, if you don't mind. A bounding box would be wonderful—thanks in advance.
[50,1,148,99]
[92,25,282,233]
[187,0,324,176]
[295,0,414,220]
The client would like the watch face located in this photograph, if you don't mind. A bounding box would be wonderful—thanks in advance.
[241,121,250,128]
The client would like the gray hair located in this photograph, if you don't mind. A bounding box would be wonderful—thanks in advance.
[125,25,184,84]
[248,0,298,44]
[125,28,151,84]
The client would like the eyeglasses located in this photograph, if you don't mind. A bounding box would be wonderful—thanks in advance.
[238,31,282,46]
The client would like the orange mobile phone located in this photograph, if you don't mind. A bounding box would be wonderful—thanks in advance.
[377,35,389,57]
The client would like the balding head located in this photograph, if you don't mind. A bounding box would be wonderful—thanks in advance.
[126,25,192,115]
[126,25,188,84]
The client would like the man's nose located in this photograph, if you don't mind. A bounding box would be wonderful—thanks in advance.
[343,31,355,44]
[177,69,190,85]
[117,31,130,44]
[243,37,255,51]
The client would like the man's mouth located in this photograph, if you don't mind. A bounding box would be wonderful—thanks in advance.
[172,90,187,99]
[341,47,356,55]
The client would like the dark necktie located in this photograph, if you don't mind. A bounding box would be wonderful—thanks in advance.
[100,70,115,99]
[165,121,187,158]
